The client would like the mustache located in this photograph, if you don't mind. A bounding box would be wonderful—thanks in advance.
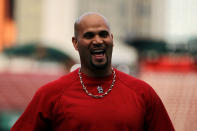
[89,43,108,55]
[89,42,106,48]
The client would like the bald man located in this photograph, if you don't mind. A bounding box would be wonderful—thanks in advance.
[11,12,174,131]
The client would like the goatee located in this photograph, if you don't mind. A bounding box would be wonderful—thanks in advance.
[90,60,108,69]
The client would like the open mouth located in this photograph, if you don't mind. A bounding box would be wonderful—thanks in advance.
[91,49,106,55]
[90,49,106,62]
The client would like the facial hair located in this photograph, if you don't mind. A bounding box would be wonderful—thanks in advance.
[90,57,108,69]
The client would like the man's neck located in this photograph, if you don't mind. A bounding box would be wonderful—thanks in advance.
[80,66,112,77]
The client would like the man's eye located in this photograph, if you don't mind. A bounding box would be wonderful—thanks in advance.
[83,32,94,39]
[99,31,109,38]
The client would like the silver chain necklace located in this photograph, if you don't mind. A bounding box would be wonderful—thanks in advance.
[78,68,116,98]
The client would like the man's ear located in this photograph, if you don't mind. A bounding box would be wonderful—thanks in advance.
[111,33,113,39]
[72,37,78,50]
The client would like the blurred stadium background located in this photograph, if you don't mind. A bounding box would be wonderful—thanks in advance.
[0,0,197,130]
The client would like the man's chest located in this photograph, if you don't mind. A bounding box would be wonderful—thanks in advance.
[52,85,146,131]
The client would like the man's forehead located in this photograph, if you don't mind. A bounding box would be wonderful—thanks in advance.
[74,12,111,37]
[77,12,107,23]
[79,14,107,26]
[76,13,110,29]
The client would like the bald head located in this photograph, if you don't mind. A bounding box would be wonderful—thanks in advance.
[74,12,110,38]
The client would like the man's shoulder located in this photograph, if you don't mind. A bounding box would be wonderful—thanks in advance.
[36,69,79,97]
[116,68,158,101]
[115,68,153,94]
[116,69,149,87]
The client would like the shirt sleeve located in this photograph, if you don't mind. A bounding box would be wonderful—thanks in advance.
[144,85,175,131]
[10,85,56,131]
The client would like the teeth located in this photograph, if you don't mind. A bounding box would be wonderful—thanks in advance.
[94,50,103,53]
[91,49,105,54]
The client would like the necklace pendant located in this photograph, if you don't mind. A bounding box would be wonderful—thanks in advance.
[78,68,116,98]
[97,86,103,94]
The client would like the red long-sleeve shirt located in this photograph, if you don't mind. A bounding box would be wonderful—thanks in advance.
[11,68,175,131]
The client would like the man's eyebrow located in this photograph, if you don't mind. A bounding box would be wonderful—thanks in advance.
[99,30,109,33]
[83,32,94,35]
[83,32,95,38]
[84,31,94,34]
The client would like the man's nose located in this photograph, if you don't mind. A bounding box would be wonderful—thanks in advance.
[92,35,103,44]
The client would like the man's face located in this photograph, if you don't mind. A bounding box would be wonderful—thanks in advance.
[73,15,113,70]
